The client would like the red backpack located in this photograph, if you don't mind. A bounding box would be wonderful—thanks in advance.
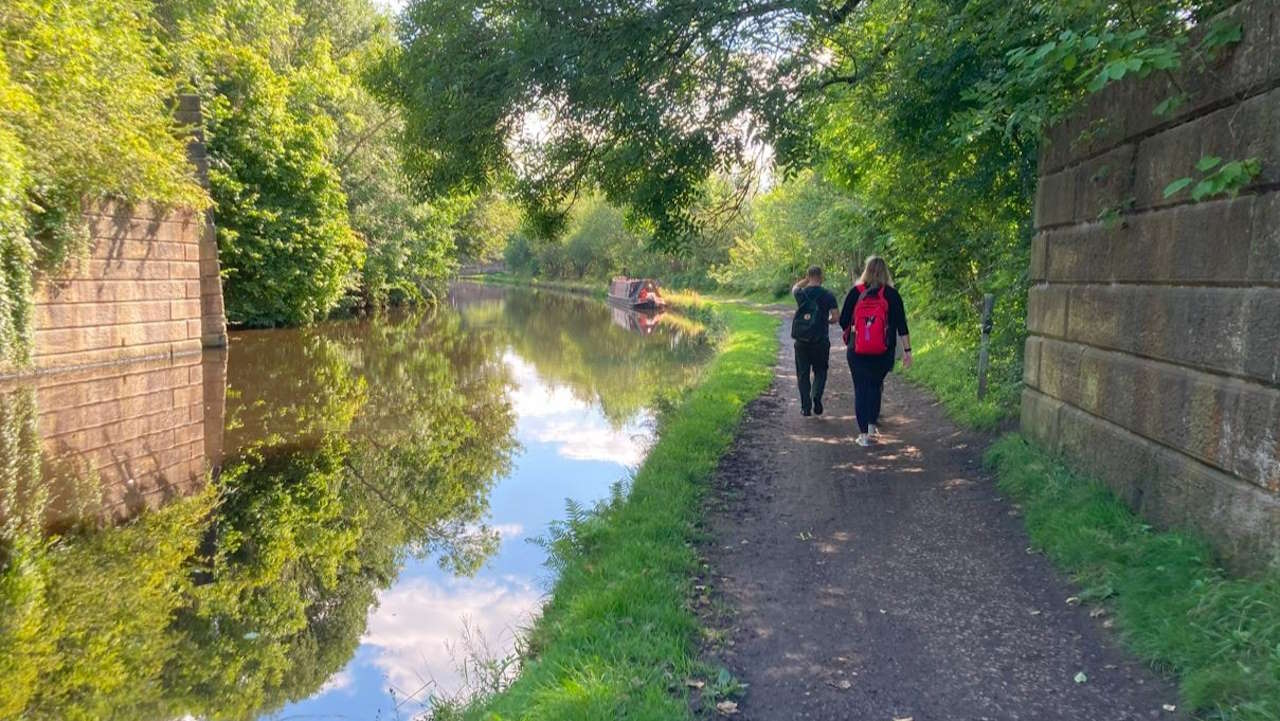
[848,284,890,355]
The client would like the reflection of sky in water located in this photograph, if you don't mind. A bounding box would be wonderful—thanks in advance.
[266,348,652,720]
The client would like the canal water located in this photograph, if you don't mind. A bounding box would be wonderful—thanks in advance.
[0,283,709,721]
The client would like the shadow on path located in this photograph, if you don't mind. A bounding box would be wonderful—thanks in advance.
[699,319,1180,721]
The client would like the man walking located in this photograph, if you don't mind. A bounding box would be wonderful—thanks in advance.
[790,266,839,416]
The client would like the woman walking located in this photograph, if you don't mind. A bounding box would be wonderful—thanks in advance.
[839,256,912,447]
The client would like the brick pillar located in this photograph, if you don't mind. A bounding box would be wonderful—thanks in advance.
[176,94,228,349]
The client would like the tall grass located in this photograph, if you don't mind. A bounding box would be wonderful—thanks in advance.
[900,319,1020,430]
[987,436,1280,721]
[440,304,778,720]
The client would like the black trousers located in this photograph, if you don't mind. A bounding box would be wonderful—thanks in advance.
[848,352,893,433]
[794,339,831,412]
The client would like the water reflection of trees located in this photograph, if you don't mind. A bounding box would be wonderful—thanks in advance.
[456,286,710,427]
[0,310,515,721]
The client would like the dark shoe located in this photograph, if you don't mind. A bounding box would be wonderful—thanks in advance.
[801,407,812,417]
[813,399,824,416]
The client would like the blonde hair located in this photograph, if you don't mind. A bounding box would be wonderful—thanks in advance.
[858,256,894,289]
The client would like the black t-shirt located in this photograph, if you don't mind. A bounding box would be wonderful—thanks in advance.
[793,285,838,342]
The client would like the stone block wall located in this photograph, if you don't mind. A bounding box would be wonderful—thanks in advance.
[1024,0,1280,572]
[7,95,226,377]
[0,351,226,530]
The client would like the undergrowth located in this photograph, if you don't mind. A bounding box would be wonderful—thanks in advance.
[900,319,1020,431]
[987,436,1280,721]
[438,303,778,720]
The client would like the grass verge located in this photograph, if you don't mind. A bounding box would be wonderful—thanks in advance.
[462,272,604,299]
[899,319,1019,431]
[444,302,778,721]
[987,436,1280,721]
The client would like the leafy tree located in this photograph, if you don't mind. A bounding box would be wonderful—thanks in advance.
[713,170,878,294]
[374,0,870,248]
[204,52,364,327]
[453,192,523,265]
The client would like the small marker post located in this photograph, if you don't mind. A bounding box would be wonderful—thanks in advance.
[976,294,995,400]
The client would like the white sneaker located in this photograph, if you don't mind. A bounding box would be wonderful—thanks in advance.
[856,434,872,447]
[868,424,881,439]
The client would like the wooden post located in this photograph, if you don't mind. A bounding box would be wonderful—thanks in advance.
[977,294,995,400]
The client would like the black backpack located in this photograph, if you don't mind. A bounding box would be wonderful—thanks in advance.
[790,287,826,341]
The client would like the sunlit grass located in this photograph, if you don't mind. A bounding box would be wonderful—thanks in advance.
[899,318,1019,431]
[987,436,1280,721]
[441,303,778,721]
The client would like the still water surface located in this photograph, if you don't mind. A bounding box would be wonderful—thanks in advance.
[0,283,708,721]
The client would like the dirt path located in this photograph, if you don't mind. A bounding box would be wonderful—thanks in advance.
[700,317,1180,721]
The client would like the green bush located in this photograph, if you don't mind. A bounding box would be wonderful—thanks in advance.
[206,54,364,327]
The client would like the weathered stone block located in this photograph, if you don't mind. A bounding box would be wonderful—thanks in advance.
[1175,1,1278,123]
[87,258,173,281]
[1112,196,1255,284]
[1041,338,1280,490]
[1249,189,1280,283]
[1023,336,1043,389]
[1026,285,1069,338]
[1020,388,1063,451]
[1034,338,1086,403]
[1045,402,1280,574]
[90,239,187,262]
[1074,144,1136,222]
[1035,169,1076,229]
[1135,87,1280,210]
[1063,285,1279,387]
[170,261,200,280]
[1030,232,1048,281]
[1242,288,1280,387]
[170,299,201,321]
[1043,223,1113,283]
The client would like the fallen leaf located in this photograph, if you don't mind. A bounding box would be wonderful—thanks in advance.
[1074,671,1088,684]
[1103,619,1115,629]
[1029,609,1042,616]
[715,700,739,715]
[685,679,705,689]
[893,717,914,721]
[1089,607,1107,618]
[826,679,853,690]
[1162,704,1177,712]
[1066,596,1081,606]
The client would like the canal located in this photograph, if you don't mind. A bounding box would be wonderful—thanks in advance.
[0,283,710,720]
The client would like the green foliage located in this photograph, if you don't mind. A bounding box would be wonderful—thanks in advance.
[454,192,522,265]
[713,170,878,296]
[900,319,1018,430]
[0,127,32,370]
[0,0,205,366]
[375,0,867,248]
[454,303,777,721]
[987,436,1280,721]
[204,53,364,327]
[1163,156,1262,202]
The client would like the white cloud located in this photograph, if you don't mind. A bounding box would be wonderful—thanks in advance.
[491,523,526,540]
[503,353,654,467]
[317,669,354,696]
[504,353,585,419]
[530,419,651,466]
[361,576,542,700]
